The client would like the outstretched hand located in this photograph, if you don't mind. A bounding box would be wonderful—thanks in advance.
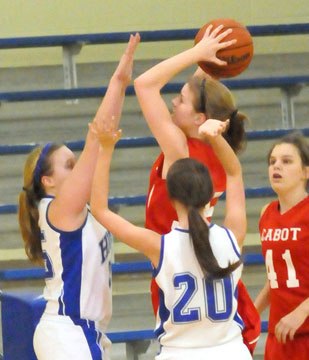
[198,119,230,138]
[194,24,236,66]
[89,117,122,149]
[114,33,140,86]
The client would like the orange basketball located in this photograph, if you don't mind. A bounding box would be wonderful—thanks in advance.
[194,18,254,78]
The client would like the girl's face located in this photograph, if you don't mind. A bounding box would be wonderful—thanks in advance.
[171,83,198,133]
[42,146,75,193]
[268,143,308,194]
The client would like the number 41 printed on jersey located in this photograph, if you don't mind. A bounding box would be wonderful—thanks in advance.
[266,249,300,289]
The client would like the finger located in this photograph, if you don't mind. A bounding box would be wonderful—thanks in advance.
[289,329,296,341]
[281,331,287,344]
[127,33,140,55]
[133,32,141,46]
[112,129,122,144]
[215,28,233,42]
[275,323,281,343]
[218,39,237,49]
[116,128,122,140]
[204,24,213,37]
[209,24,225,38]
[211,58,228,66]
[222,119,230,128]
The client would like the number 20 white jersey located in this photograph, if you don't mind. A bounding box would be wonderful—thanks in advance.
[154,224,244,348]
[38,197,112,329]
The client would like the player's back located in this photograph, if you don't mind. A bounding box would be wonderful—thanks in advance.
[154,224,243,348]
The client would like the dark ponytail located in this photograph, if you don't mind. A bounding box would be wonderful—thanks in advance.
[167,158,242,278]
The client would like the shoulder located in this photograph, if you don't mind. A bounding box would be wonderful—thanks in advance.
[260,201,276,218]
[210,224,240,253]
[187,137,211,155]
[187,138,224,170]
[210,224,241,261]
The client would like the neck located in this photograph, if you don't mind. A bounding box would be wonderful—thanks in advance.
[177,208,189,229]
[45,188,57,197]
[174,202,208,228]
[278,188,308,214]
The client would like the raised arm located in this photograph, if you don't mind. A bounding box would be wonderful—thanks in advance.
[199,119,246,248]
[49,34,140,230]
[134,25,235,167]
[90,120,161,267]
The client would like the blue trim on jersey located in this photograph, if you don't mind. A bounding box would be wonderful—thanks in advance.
[58,229,83,317]
[45,200,88,234]
[58,288,64,315]
[154,288,170,341]
[209,223,214,229]
[222,226,241,259]
[70,317,103,359]
[153,235,165,278]
[174,227,189,233]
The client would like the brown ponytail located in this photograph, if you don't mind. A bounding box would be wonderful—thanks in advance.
[18,143,60,264]
[189,76,247,154]
[167,158,242,278]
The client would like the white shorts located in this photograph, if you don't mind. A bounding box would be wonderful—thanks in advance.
[33,313,111,360]
[156,336,252,360]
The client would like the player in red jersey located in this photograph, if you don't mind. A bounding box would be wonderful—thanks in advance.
[134,24,260,354]
[255,132,309,360]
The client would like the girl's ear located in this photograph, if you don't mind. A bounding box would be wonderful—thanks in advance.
[194,112,206,127]
[41,175,55,189]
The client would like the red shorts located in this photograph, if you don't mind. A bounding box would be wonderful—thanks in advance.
[265,333,309,360]
[151,278,260,355]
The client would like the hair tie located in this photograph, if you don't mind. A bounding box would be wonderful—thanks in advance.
[33,143,52,185]
[22,186,27,192]
[230,109,238,120]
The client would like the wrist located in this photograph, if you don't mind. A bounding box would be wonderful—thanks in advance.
[110,73,129,88]
[99,143,115,154]
[298,298,309,317]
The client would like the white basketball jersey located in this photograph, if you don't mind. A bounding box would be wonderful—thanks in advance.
[154,224,244,348]
[38,197,112,329]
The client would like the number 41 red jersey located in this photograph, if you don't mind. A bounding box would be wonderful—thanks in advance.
[259,196,309,334]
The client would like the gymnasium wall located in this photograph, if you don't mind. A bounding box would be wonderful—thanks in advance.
[1,0,309,67]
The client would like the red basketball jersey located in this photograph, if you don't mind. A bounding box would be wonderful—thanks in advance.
[145,137,226,234]
[259,196,309,334]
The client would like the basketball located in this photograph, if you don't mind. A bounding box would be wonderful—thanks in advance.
[194,18,254,78]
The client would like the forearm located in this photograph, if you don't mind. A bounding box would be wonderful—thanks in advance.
[207,135,241,177]
[295,298,309,319]
[255,281,270,314]
[94,76,127,129]
[135,47,198,90]
[91,146,113,218]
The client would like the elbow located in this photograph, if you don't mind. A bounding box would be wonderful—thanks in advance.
[90,204,107,227]
[90,202,99,220]
[134,76,148,96]
[90,199,102,221]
